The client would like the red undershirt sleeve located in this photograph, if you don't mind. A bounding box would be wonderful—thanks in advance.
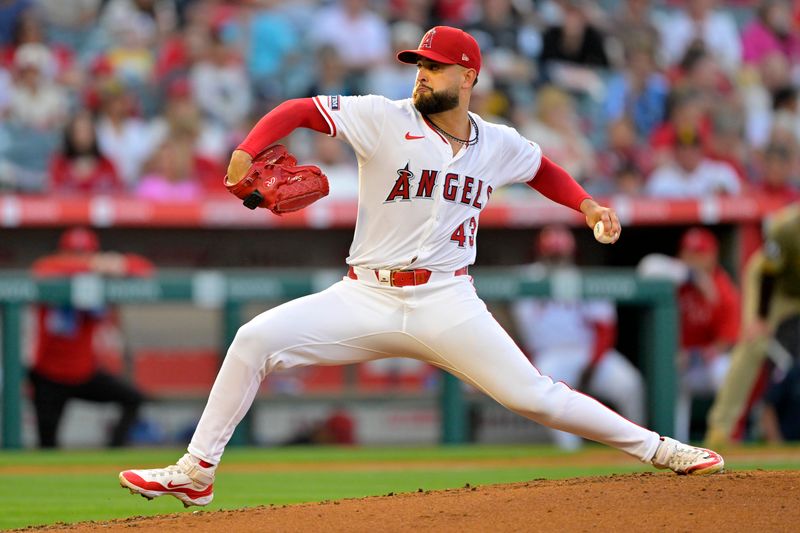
[526,156,593,212]
[236,98,331,157]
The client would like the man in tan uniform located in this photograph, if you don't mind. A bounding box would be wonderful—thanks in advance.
[707,203,800,445]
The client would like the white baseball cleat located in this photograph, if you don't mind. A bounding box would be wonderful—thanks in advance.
[119,453,215,507]
[651,436,725,475]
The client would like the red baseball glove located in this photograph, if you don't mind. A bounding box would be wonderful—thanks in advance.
[225,144,329,214]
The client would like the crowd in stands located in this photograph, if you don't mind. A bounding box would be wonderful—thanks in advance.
[1,0,800,202]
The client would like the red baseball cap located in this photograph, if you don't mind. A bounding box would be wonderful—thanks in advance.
[680,227,718,255]
[397,26,481,76]
[59,227,100,253]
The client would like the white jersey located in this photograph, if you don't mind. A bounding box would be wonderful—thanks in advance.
[313,94,542,271]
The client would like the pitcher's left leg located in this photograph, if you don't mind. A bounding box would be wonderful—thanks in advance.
[423,309,660,461]
[533,349,588,451]
[410,280,721,472]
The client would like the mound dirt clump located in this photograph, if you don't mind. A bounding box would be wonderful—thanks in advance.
[28,470,799,532]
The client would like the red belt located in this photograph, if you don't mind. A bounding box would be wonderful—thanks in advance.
[347,266,469,287]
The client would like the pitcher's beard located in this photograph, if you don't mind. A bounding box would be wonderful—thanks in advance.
[413,87,460,115]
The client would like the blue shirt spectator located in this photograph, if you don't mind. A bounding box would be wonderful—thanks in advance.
[221,5,299,100]
[604,47,669,138]
[0,0,31,47]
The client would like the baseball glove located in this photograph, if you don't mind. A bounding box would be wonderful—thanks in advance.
[225,144,329,214]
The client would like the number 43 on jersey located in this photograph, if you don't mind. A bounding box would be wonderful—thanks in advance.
[451,217,477,248]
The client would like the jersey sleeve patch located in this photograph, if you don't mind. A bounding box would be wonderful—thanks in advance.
[312,96,337,137]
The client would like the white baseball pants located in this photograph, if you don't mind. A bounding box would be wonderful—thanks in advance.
[534,347,646,451]
[188,273,661,464]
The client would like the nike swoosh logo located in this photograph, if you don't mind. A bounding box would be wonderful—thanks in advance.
[405,132,425,140]
[167,480,192,489]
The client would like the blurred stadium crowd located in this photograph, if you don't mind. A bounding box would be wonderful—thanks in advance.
[1,0,800,202]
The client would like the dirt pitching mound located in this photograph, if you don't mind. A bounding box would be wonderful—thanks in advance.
[31,470,799,532]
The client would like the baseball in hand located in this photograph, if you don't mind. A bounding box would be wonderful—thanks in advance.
[594,221,615,244]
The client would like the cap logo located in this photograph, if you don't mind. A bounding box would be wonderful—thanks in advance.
[420,28,435,49]
[462,53,469,62]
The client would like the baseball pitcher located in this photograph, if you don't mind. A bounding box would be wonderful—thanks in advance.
[120,26,724,508]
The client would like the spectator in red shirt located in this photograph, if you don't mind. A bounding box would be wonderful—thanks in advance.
[649,89,713,168]
[638,227,740,441]
[677,228,740,362]
[28,227,154,448]
[50,110,125,194]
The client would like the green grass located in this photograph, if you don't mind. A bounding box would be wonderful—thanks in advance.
[0,444,798,530]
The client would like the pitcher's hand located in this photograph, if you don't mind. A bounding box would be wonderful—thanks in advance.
[580,199,621,244]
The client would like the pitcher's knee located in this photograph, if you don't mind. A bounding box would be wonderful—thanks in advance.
[497,380,566,421]
[229,320,274,368]
[229,316,301,372]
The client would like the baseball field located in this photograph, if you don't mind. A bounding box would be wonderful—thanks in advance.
[1,444,798,531]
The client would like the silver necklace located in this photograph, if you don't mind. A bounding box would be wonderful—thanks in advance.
[425,114,479,146]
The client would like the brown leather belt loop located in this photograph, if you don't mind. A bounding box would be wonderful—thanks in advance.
[347,266,468,287]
